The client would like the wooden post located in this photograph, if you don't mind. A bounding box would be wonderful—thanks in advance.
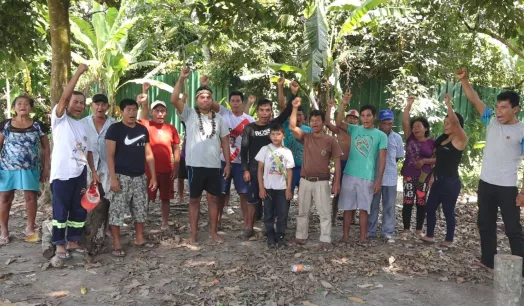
[494,254,522,306]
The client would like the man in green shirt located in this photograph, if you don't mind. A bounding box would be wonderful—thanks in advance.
[335,93,387,244]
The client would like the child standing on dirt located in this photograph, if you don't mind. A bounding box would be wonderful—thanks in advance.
[255,123,294,248]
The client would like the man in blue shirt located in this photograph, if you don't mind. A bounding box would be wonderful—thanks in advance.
[367,109,404,243]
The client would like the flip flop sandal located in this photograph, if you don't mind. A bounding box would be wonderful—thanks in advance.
[112,248,126,257]
[439,242,454,249]
[24,233,40,243]
[131,241,156,248]
[420,237,435,245]
[67,247,88,254]
[357,241,371,247]
[56,251,72,260]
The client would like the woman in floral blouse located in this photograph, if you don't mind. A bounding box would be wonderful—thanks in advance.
[0,95,51,245]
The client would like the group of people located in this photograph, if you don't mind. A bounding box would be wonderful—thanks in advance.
[0,65,523,273]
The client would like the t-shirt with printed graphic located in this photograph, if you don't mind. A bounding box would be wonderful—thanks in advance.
[0,119,48,171]
[255,144,295,190]
[50,105,92,182]
[479,108,524,186]
[283,120,312,166]
[344,125,388,181]
[139,120,180,173]
[218,105,254,164]
[105,122,150,177]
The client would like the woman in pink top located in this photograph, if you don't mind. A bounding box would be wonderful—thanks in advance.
[401,97,436,239]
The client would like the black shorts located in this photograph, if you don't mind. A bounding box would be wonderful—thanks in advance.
[178,158,188,179]
[187,166,222,198]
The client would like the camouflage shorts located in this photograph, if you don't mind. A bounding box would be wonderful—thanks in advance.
[108,174,148,226]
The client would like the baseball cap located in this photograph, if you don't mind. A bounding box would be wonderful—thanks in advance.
[347,109,359,118]
[81,183,101,212]
[92,94,108,103]
[379,109,394,121]
[151,100,167,109]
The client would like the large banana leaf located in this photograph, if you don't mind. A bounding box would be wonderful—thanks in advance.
[303,4,329,84]
[269,63,307,77]
[336,0,388,43]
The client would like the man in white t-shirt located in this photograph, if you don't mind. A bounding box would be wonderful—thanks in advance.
[171,68,231,244]
[457,67,524,272]
[50,64,98,260]
[203,78,255,229]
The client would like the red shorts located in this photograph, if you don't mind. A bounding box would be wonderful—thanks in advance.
[147,172,174,201]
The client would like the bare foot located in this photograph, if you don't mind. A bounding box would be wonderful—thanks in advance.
[209,233,224,243]
[440,241,453,248]
[320,241,332,249]
[337,238,349,246]
[189,235,199,245]
[161,224,169,231]
[415,230,424,238]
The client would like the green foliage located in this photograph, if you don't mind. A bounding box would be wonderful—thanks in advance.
[0,0,47,67]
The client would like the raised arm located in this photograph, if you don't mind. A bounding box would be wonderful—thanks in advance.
[56,64,88,117]
[277,77,286,111]
[456,67,486,115]
[138,82,150,120]
[244,95,256,114]
[290,97,305,141]
[335,91,351,132]
[171,67,191,114]
[325,99,338,134]
[444,93,468,143]
[402,97,415,139]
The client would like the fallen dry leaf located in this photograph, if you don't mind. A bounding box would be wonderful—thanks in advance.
[49,291,69,298]
[80,285,87,295]
[456,277,465,284]
[320,280,333,289]
[302,301,318,306]
[348,296,365,303]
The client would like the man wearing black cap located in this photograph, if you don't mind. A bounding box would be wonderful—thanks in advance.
[81,93,116,199]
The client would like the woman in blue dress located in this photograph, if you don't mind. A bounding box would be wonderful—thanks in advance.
[0,95,51,245]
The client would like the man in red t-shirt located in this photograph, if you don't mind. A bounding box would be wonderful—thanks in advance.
[137,83,181,230]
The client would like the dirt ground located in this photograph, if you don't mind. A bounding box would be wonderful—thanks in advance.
[0,185,519,306]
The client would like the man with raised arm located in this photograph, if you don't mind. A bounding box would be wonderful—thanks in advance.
[240,89,294,240]
[325,98,355,223]
[199,76,255,229]
[138,82,181,231]
[171,67,231,244]
[456,67,524,271]
[336,92,387,245]
[50,64,98,260]
[276,78,312,195]
[289,97,342,247]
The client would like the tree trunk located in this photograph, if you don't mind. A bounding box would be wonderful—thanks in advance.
[81,198,110,254]
[40,0,71,207]
[494,254,522,306]
[47,0,71,105]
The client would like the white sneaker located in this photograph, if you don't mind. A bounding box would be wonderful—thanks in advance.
[225,207,235,215]
[385,235,395,243]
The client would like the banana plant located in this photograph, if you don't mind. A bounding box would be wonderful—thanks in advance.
[69,0,157,106]
[262,0,390,110]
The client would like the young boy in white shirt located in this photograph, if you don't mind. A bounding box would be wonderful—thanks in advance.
[255,123,295,248]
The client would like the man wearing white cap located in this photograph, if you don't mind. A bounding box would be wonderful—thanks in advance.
[138,82,181,231]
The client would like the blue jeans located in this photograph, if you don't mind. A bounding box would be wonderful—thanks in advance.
[367,185,397,237]
[291,166,302,194]
[425,176,461,242]
[263,189,290,244]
